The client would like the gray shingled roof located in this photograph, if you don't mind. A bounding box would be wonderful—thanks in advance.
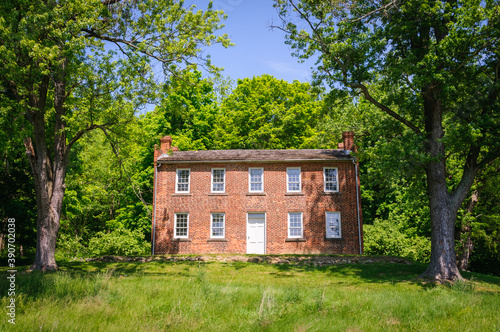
[157,149,352,163]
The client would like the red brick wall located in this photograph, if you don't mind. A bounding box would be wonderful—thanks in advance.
[152,161,363,255]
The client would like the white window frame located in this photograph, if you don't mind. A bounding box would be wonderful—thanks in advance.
[325,211,341,239]
[248,167,264,193]
[175,168,191,193]
[287,212,303,238]
[211,168,226,193]
[323,167,339,192]
[286,167,302,193]
[174,213,189,238]
[210,212,225,238]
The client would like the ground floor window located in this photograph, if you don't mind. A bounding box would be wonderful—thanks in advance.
[326,211,341,238]
[174,213,189,238]
[288,212,303,238]
[211,213,225,238]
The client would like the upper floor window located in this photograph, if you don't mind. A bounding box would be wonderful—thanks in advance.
[323,167,338,192]
[174,213,189,238]
[211,168,226,193]
[288,212,303,238]
[286,167,301,192]
[249,167,264,192]
[211,213,225,238]
[176,169,190,193]
[325,211,341,238]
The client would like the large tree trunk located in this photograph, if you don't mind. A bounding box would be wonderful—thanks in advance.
[25,66,69,271]
[31,207,60,271]
[25,135,66,271]
[418,86,480,281]
[419,87,463,281]
[420,161,462,281]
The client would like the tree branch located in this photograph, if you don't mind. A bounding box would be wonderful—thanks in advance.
[345,0,399,23]
[350,83,421,133]
[276,0,421,134]
[82,28,183,65]
[451,144,481,211]
[97,125,151,216]
[102,0,123,5]
[66,124,99,152]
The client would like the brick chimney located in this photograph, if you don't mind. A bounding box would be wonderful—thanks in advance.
[154,136,178,164]
[338,131,354,151]
[160,136,172,152]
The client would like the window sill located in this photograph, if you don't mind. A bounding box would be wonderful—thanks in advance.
[172,193,192,196]
[172,238,191,242]
[325,237,343,241]
[285,238,306,242]
[285,192,304,196]
[322,192,340,195]
[246,192,266,196]
[208,193,228,196]
[207,238,228,242]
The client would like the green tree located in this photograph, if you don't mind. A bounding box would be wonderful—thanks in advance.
[214,75,324,149]
[0,0,230,270]
[459,160,500,275]
[0,96,36,256]
[155,70,223,150]
[58,70,224,256]
[275,0,500,280]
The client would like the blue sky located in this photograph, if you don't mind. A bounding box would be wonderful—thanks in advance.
[193,0,316,83]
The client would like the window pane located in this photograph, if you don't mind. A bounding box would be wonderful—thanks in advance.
[288,169,300,181]
[249,168,263,191]
[212,228,223,237]
[211,213,225,237]
[287,168,300,191]
[324,168,338,191]
[288,212,302,237]
[324,168,336,181]
[251,182,262,191]
[177,170,190,192]
[325,182,337,191]
[213,183,224,192]
[212,169,225,192]
[178,170,189,182]
[175,214,188,237]
[326,212,340,238]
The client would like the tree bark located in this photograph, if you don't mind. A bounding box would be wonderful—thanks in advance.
[24,132,67,271]
[420,161,463,281]
[31,206,60,271]
[419,86,463,281]
[24,62,69,271]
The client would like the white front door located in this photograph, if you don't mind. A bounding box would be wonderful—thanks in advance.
[247,213,266,254]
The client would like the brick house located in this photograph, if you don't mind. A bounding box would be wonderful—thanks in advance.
[152,132,363,255]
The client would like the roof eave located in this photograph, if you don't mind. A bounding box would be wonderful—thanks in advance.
[156,157,354,164]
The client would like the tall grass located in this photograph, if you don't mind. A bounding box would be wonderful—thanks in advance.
[1,259,499,331]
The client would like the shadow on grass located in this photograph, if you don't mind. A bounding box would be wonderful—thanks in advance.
[42,258,500,288]
[271,262,425,284]
[2,257,498,301]
[270,261,500,290]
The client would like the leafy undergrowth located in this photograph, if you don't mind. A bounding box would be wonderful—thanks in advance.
[1,258,499,331]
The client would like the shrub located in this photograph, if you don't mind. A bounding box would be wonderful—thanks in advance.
[87,228,151,257]
[56,233,89,260]
[364,220,431,263]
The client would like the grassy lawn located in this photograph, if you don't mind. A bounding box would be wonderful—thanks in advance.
[1,257,499,331]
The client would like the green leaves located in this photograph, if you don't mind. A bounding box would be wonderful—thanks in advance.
[214,75,324,149]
